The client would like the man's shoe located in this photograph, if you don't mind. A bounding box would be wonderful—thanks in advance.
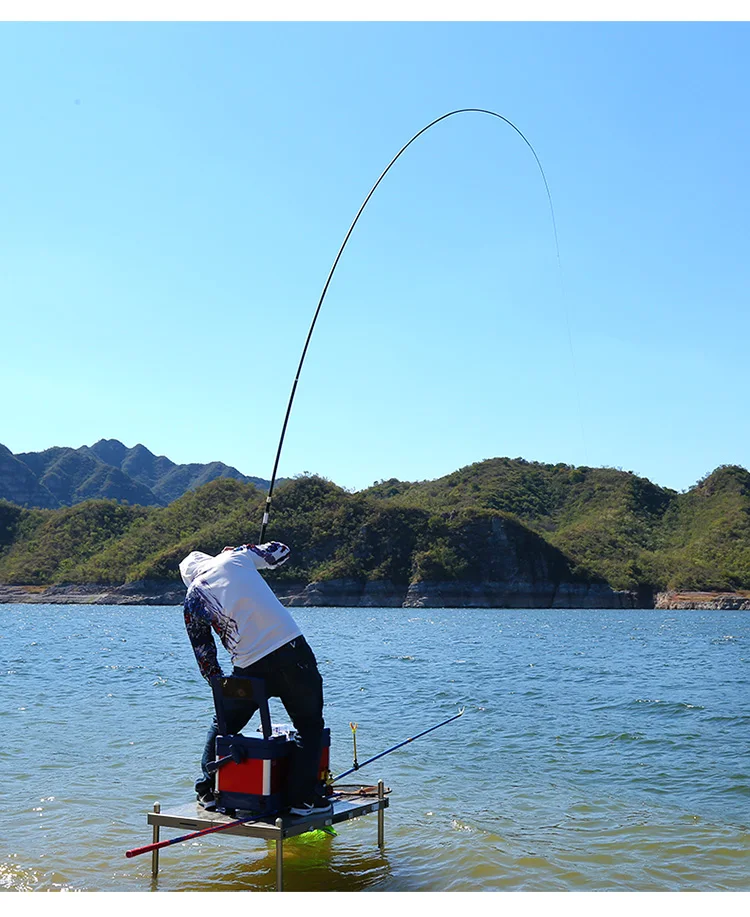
[289,795,333,817]
[197,791,217,811]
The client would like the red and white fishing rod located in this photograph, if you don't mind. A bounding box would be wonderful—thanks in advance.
[125,813,262,860]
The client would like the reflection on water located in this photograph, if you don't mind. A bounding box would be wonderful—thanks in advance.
[1,604,748,891]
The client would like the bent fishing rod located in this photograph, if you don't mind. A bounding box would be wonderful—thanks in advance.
[124,707,465,859]
[258,108,559,542]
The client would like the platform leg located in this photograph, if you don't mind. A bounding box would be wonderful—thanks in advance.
[275,817,284,891]
[377,780,385,850]
[151,803,161,877]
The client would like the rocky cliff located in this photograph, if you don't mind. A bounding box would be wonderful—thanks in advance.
[276,578,639,608]
[0,578,639,608]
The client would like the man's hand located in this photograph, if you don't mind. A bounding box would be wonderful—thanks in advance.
[228,737,249,764]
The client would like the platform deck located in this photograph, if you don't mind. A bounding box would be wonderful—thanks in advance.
[147,786,389,841]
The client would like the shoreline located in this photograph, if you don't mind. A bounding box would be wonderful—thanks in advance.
[654,589,750,611]
[0,581,748,610]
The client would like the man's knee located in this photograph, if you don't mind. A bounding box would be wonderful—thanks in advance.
[293,714,325,738]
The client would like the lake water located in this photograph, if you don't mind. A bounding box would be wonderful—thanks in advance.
[1,603,748,892]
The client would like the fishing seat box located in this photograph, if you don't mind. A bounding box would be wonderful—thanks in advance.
[209,674,331,816]
[214,728,331,815]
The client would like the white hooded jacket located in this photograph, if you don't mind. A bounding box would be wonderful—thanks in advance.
[179,542,302,674]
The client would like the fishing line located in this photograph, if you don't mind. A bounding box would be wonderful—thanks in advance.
[259,108,567,542]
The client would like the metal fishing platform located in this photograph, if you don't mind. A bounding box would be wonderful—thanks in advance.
[144,781,389,891]
[128,679,460,888]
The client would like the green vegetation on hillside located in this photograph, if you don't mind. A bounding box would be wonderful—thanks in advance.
[0,500,149,583]
[646,465,750,591]
[365,459,675,590]
[1,458,749,595]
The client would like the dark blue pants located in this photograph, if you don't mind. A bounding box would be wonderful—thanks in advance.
[197,636,325,808]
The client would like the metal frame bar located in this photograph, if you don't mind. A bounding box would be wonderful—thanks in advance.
[377,781,385,849]
[151,802,160,877]
[274,818,284,891]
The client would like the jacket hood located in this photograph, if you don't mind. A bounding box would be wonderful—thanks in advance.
[179,551,215,587]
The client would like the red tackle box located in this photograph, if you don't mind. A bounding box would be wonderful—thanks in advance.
[214,728,331,815]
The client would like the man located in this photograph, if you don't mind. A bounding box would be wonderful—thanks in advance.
[179,540,332,816]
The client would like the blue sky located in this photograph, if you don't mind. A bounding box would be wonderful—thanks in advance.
[1,21,749,493]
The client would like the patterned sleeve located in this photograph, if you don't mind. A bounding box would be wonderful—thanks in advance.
[183,587,223,681]
[241,541,291,569]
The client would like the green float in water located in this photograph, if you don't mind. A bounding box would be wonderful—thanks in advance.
[299,825,338,842]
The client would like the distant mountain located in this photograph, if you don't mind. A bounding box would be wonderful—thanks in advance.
[0,439,271,509]
[0,444,58,509]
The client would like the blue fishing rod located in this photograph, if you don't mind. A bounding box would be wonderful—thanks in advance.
[333,707,465,783]
[206,706,467,778]
[258,108,560,542]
